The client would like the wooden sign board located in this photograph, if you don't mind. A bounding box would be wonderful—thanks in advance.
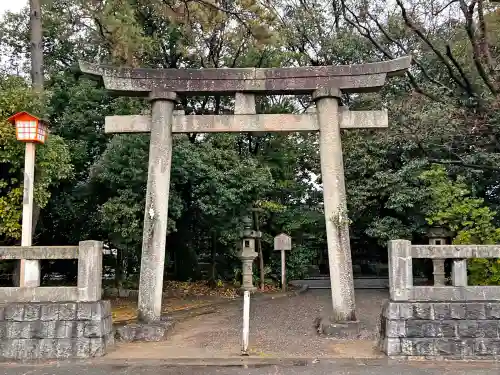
[274,233,292,251]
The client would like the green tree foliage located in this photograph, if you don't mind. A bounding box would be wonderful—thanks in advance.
[420,165,500,285]
[1,0,500,286]
[0,75,72,244]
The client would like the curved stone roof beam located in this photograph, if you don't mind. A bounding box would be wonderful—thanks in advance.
[78,56,411,96]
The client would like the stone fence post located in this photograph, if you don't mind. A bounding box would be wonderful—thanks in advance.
[388,240,412,301]
[452,259,468,286]
[78,240,103,301]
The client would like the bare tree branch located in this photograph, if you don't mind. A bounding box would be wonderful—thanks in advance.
[476,0,495,75]
[395,0,472,94]
[458,0,496,94]
[342,1,443,102]
[365,11,454,96]
[432,0,460,16]
[445,44,475,95]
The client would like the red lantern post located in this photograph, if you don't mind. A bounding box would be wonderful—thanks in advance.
[6,112,49,287]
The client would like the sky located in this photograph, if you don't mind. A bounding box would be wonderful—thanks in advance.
[0,1,26,15]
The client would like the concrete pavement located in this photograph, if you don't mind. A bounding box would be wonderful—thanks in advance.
[2,359,500,375]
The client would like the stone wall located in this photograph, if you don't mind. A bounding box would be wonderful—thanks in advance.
[0,301,114,360]
[380,240,500,359]
[381,301,500,358]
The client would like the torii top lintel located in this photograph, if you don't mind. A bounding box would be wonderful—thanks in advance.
[78,56,411,96]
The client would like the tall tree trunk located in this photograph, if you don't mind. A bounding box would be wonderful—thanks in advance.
[115,247,124,289]
[14,0,44,285]
[252,210,265,291]
[209,230,217,287]
[30,0,44,93]
[30,0,44,239]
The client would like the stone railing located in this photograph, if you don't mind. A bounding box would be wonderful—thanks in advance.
[0,240,103,302]
[389,240,496,301]
[381,239,500,359]
[0,241,114,360]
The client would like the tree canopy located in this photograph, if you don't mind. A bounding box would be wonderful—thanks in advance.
[1,0,499,286]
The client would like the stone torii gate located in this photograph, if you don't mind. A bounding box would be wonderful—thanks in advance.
[80,57,411,323]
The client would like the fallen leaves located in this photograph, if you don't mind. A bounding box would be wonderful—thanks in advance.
[109,280,283,324]
[162,280,240,299]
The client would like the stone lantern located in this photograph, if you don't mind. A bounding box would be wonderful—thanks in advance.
[238,216,260,292]
[427,227,452,286]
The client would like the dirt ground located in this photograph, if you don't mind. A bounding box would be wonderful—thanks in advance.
[107,289,388,359]
[108,280,284,324]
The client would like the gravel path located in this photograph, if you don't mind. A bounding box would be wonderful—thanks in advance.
[108,289,388,359]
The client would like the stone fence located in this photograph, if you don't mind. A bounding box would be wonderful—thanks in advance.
[381,239,500,359]
[0,241,114,360]
[0,241,103,302]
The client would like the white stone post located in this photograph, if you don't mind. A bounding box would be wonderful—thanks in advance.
[388,240,413,301]
[452,259,468,286]
[313,88,356,322]
[19,142,40,287]
[137,91,177,322]
[78,240,104,301]
[241,290,250,355]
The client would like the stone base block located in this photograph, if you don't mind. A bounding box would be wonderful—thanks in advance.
[0,301,114,361]
[115,319,175,342]
[380,300,500,359]
[315,317,360,338]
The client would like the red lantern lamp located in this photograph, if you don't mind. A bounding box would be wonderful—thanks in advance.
[6,111,49,144]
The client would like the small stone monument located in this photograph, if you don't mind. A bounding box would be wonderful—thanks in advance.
[238,216,261,292]
[274,233,292,291]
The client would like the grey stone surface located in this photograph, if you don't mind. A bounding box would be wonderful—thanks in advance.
[79,56,411,95]
[238,217,259,293]
[388,240,413,301]
[382,301,500,321]
[381,301,500,358]
[315,90,356,322]
[105,110,388,135]
[452,259,468,286]
[137,94,176,323]
[428,235,447,286]
[0,301,113,360]
[290,276,429,289]
[234,92,256,114]
[432,259,445,286]
[410,286,500,301]
[115,320,175,342]
[77,241,104,302]
[0,286,79,303]
[0,246,78,259]
[316,317,361,338]
[0,241,104,304]
[411,244,500,259]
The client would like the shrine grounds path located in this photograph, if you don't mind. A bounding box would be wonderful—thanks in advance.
[106,289,386,359]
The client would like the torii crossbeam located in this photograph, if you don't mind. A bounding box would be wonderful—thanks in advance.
[80,57,411,324]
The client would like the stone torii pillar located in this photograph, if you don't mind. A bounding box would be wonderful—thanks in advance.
[137,91,177,322]
[79,57,411,323]
[314,88,356,321]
